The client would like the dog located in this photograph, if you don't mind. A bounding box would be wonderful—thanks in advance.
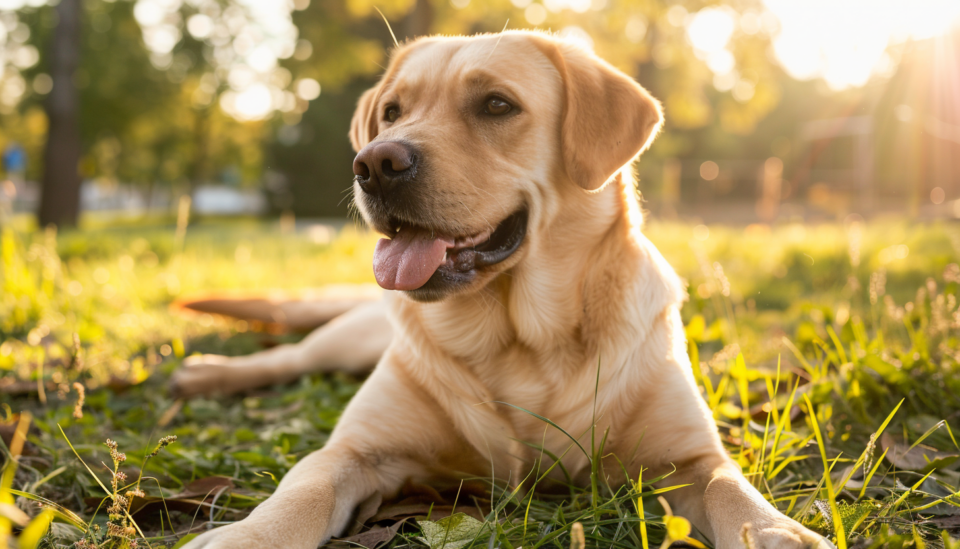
[176,31,833,549]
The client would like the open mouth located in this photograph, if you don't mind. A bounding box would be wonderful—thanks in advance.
[372,208,528,292]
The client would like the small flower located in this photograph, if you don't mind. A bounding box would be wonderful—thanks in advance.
[149,435,178,457]
[72,382,86,419]
[107,521,127,538]
[116,471,127,483]
[107,495,130,516]
[126,488,146,498]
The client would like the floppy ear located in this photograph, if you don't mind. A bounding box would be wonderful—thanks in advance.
[349,85,381,152]
[547,41,663,191]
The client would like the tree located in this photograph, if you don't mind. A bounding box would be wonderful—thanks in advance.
[37,0,82,228]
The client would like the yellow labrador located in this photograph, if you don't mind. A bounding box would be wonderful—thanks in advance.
[178,31,833,549]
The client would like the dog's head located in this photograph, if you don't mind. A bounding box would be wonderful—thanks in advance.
[350,31,662,302]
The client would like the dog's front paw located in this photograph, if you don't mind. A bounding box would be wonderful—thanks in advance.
[179,523,263,549]
[170,354,298,398]
[739,520,836,549]
[179,520,319,549]
[169,354,233,398]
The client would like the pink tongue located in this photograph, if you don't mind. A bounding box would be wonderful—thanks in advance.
[373,227,452,291]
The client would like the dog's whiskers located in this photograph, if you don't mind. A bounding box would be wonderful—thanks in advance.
[485,19,510,63]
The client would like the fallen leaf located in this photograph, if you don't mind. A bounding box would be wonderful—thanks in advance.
[880,433,958,472]
[176,476,235,499]
[370,502,485,523]
[346,492,383,536]
[331,519,407,549]
[926,515,960,529]
[367,480,488,524]
[417,513,488,549]
[84,476,235,520]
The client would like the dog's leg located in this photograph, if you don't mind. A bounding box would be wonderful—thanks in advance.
[661,454,835,549]
[170,298,392,397]
[180,443,376,548]
[625,309,834,549]
[175,284,383,331]
[180,362,465,549]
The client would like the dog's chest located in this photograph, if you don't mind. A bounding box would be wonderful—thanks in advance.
[476,344,627,461]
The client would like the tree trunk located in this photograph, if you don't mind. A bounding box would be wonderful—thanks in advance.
[38,0,82,228]
[401,0,433,42]
[188,105,210,198]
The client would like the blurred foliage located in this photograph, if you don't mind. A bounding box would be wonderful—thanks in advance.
[0,0,868,217]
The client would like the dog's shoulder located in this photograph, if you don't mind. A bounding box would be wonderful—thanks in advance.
[582,225,687,347]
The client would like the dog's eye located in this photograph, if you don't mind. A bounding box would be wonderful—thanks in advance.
[484,97,512,116]
[384,105,401,123]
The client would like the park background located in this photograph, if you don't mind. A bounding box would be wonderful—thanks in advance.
[2,1,960,549]
[1,0,959,225]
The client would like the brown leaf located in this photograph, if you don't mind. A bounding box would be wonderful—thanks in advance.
[331,520,407,549]
[369,502,485,523]
[880,433,958,471]
[176,476,235,499]
[86,494,211,518]
[361,480,488,523]
[84,476,235,520]
[925,515,960,529]
[346,492,384,536]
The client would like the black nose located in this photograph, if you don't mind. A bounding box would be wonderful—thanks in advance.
[353,141,417,199]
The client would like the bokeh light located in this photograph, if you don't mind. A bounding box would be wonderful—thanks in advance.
[764,0,960,90]
[133,0,307,121]
[700,161,720,181]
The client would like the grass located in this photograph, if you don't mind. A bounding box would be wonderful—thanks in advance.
[1,213,959,548]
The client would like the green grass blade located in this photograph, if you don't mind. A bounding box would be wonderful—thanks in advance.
[945,422,960,452]
[826,325,848,365]
[57,425,111,496]
[908,419,946,452]
[885,469,935,517]
[857,448,888,501]
[836,400,903,493]
[493,402,589,460]
[634,468,649,549]
[7,489,87,529]
[804,393,847,549]
[767,378,801,480]
[17,509,54,549]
